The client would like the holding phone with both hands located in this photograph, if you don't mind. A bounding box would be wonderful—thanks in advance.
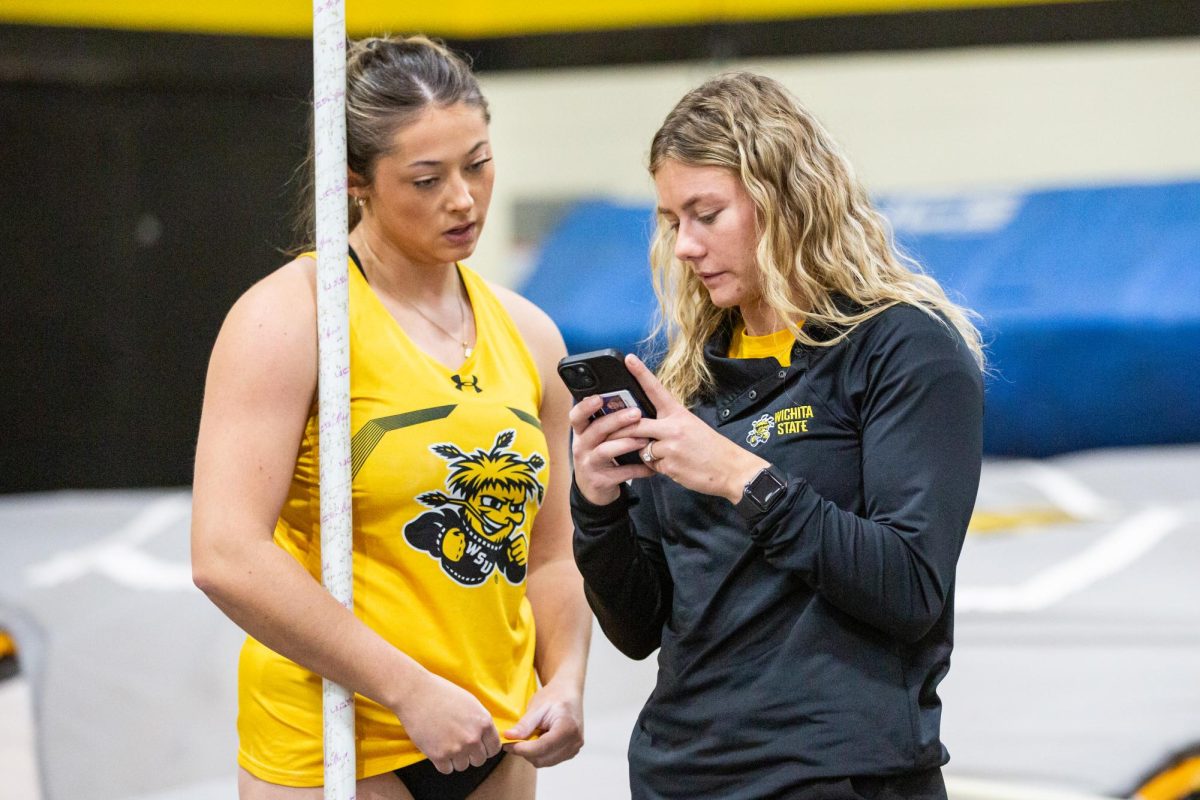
[557,349,657,466]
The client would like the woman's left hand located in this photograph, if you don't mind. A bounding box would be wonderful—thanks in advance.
[617,354,767,503]
[502,679,584,767]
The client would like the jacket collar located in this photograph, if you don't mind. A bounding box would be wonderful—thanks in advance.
[698,295,861,398]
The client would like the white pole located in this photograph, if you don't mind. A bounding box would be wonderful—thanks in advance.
[312,1,355,798]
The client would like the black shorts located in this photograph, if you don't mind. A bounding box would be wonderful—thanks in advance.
[394,751,506,800]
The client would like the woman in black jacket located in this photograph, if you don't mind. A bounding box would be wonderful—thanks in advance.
[570,72,985,800]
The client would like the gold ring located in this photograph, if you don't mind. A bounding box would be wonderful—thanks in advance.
[641,442,657,463]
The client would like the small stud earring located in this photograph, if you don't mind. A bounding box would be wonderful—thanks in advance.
[354,196,366,208]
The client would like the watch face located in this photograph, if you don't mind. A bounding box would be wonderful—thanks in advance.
[737,467,786,520]
[747,468,786,508]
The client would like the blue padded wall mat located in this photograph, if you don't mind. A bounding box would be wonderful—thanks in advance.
[520,182,1200,456]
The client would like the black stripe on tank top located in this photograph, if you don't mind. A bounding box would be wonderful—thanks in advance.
[348,244,365,277]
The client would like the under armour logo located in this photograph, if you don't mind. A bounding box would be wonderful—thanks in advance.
[452,374,482,393]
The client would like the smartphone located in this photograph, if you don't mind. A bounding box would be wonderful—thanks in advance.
[557,349,657,466]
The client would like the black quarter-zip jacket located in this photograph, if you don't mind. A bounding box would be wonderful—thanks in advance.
[572,302,984,800]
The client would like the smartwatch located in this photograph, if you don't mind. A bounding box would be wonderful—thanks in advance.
[735,465,788,520]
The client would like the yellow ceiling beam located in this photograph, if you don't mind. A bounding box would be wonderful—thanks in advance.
[0,0,1098,39]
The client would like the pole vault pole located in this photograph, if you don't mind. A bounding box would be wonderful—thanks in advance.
[312,1,355,797]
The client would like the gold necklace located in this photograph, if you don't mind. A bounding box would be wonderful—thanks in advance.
[357,238,474,359]
[397,288,473,359]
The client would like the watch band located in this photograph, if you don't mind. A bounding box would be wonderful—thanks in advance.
[735,465,788,520]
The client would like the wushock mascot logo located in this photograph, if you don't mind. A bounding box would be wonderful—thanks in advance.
[404,430,545,587]
[746,414,773,447]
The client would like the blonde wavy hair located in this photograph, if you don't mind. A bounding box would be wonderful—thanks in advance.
[648,72,984,405]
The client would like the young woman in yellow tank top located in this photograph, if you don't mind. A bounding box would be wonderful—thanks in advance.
[191,36,591,800]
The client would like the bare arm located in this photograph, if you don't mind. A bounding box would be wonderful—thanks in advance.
[492,285,591,767]
[191,258,501,774]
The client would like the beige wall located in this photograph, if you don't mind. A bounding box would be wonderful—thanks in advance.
[474,38,1200,287]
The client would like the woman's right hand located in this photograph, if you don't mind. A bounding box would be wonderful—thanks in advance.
[398,670,502,773]
[568,398,654,506]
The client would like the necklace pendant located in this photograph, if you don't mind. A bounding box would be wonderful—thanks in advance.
[463,344,473,358]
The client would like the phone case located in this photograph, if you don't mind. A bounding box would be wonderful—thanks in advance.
[557,349,657,466]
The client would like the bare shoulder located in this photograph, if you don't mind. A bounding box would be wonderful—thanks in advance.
[489,281,566,364]
[210,255,319,385]
[232,254,315,323]
[223,256,316,341]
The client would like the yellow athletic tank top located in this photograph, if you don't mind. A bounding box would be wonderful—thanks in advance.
[237,256,545,785]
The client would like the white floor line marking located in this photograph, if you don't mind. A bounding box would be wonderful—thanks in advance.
[91,545,196,591]
[1017,460,1118,520]
[944,775,1118,800]
[958,506,1183,613]
[25,493,194,591]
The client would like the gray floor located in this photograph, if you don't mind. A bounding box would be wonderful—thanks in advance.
[2,445,1197,800]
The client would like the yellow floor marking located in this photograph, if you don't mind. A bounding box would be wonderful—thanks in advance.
[968,507,1079,535]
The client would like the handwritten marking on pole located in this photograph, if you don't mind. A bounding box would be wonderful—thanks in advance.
[313,0,355,795]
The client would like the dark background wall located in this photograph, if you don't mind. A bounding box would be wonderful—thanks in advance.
[0,31,312,491]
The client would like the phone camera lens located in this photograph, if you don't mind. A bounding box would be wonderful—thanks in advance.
[568,365,596,389]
